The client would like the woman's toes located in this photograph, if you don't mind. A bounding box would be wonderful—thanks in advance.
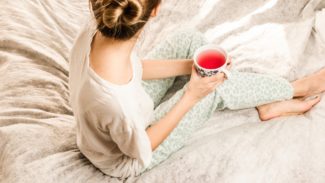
[280,96,320,115]
[309,69,325,95]
[303,95,321,110]
[257,96,321,122]
[293,67,325,97]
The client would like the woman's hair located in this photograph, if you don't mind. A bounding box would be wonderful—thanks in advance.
[90,0,161,40]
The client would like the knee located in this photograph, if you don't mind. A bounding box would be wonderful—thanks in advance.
[167,29,208,56]
[169,29,206,44]
[170,29,203,40]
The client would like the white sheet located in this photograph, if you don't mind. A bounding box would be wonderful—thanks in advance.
[1,0,325,182]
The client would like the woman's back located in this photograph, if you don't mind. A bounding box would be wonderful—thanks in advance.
[68,17,154,178]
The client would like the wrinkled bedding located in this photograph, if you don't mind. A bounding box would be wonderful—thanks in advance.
[1,0,325,182]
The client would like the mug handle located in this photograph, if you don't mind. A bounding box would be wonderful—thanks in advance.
[220,68,231,79]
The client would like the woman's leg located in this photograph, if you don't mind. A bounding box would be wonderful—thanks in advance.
[140,70,295,172]
[140,29,325,172]
[216,71,294,110]
[142,67,325,171]
[141,29,207,108]
[141,28,299,111]
[256,67,325,120]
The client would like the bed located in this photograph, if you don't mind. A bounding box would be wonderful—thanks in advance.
[1,0,325,182]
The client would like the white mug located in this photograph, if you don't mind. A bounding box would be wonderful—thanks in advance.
[193,45,231,78]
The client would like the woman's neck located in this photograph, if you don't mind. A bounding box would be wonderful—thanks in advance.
[89,32,140,84]
[92,32,139,64]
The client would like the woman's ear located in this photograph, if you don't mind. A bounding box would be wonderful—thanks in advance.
[150,4,161,17]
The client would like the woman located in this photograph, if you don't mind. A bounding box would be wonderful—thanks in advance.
[68,0,325,179]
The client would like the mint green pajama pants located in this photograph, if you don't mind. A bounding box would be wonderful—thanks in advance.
[140,30,294,172]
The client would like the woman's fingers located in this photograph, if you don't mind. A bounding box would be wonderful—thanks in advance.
[203,72,225,83]
[192,64,226,84]
[191,65,201,79]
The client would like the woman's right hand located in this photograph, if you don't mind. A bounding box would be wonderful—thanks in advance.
[185,65,226,103]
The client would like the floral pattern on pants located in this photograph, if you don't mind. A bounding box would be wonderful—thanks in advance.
[140,29,293,172]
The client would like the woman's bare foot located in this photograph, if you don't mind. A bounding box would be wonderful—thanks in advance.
[257,96,321,121]
[292,68,325,97]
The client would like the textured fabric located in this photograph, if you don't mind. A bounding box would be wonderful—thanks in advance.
[68,17,154,179]
[1,0,325,183]
[140,30,293,172]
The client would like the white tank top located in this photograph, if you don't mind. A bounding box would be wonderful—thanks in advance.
[68,16,154,179]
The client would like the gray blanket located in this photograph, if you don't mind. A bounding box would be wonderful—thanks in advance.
[1,0,325,182]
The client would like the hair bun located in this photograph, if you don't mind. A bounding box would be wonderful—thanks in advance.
[91,0,160,40]
[99,0,143,28]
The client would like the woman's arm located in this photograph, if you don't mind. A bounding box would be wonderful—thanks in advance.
[145,92,198,150]
[145,65,225,151]
[142,59,193,80]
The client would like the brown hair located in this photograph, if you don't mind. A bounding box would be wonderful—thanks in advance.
[90,0,161,40]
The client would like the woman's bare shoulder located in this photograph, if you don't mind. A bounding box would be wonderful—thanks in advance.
[89,54,133,85]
